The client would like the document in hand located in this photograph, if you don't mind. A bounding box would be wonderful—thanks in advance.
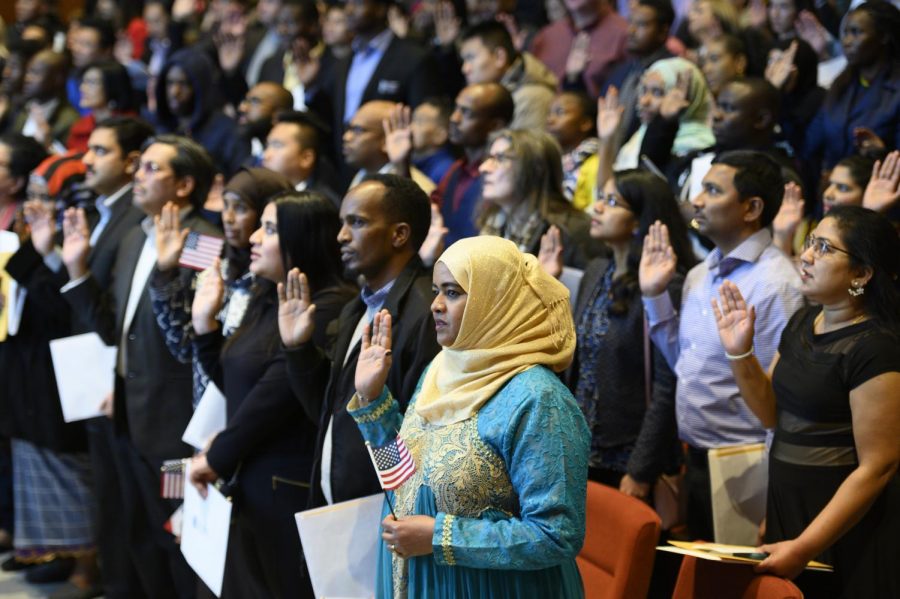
[295,493,383,599]
[657,541,833,572]
[708,443,768,545]
[182,382,227,450]
[181,463,232,597]
[49,333,117,422]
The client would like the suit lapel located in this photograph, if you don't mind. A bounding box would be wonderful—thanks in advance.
[113,225,147,334]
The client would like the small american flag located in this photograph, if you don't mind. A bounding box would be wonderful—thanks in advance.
[160,459,187,499]
[178,231,224,271]
[366,437,416,491]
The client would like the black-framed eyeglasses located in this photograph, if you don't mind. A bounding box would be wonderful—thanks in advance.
[803,234,855,259]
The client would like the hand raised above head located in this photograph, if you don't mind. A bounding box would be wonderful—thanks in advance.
[597,86,624,142]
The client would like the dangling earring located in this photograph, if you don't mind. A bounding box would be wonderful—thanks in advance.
[848,282,865,297]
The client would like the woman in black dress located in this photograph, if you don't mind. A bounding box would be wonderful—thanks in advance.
[710,205,900,597]
[187,191,355,598]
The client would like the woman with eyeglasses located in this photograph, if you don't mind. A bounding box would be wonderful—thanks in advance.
[66,59,137,153]
[545,169,696,498]
[713,206,900,596]
[477,129,601,267]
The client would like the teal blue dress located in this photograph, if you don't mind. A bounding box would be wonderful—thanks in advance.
[349,365,590,599]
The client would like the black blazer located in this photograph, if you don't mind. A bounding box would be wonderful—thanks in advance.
[327,35,440,181]
[0,189,145,451]
[286,256,441,506]
[63,210,221,462]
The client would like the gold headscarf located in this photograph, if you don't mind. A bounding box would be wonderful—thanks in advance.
[414,236,576,425]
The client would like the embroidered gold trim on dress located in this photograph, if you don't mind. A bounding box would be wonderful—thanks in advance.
[353,392,393,423]
[441,514,456,565]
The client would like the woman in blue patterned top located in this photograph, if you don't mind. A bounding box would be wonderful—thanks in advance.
[349,235,590,598]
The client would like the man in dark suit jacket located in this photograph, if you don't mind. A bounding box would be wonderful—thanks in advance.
[2,117,152,596]
[283,174,441,506]
[61,135,220,599]
[324,0,440,182]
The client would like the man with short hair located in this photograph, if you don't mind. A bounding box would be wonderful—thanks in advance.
[343,100,435,194]
[438,83,514,246]
[459,21,557,131]
[263,110,342,206]
[639,150,804,540]
[61,134,220,599]
[605,0,676,144]
[530,0,629,98]
[13,50,80,150]
[283,174,441,506]
[410,97,455,186]
[237,81,293,164]
[67,17,116,113]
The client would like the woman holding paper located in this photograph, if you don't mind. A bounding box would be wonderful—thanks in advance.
[346,236,589,597]
[710,206,900,596]
[187,192,354,598]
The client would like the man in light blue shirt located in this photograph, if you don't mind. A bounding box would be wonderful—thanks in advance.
[640,150,804,540]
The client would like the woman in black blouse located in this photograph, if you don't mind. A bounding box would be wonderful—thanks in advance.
[712,205,900,597]
[187,191,355,598]
[544,169,695,499]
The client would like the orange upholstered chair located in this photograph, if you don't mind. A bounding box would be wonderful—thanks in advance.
[671,555,804,599]
[577,481,661,599]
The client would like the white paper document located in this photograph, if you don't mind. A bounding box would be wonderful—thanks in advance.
[49,333,117,422]
[296,493,383,599]
[182,382,227,450]
[181,463,232,598]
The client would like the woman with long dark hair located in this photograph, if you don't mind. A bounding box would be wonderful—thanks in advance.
[712,205,900,597]
[545,169,695,496]
[150,167,293,405]
[188,192,355,598]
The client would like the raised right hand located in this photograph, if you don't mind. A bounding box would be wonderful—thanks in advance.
[772,182,805,242]
[638,221,676,297]
[863,150,900,214]
[23,199,57,257]
[61,207,91,280]
[383,104,413,169]
[355,310,393,403]
[154,202,190,271]
[277,268,317,348]
[710,280,756,357]
[433,1,460,47]
[658,71,691,121]
[538,225,564,279]
[597,86,624,142]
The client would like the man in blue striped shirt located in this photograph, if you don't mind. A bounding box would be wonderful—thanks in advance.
[640,150,804,540]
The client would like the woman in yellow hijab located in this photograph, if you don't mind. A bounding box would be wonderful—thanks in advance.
[350,236,590,598]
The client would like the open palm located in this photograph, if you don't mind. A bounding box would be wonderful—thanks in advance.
[711,280,755,356]
[277,268,317,348]
[597,86,624,141]
[639,221,677,297]
[384,104,413,167]
[155,202,189,271]
[61,207,91,278]
[355,310,393,402]
[863,150,900,213]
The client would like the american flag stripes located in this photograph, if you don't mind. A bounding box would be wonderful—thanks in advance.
[178,231,224,271]
[160,459,187,499]
[365,437,416,491]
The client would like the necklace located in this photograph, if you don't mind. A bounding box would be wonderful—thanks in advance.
[814,310,867,334]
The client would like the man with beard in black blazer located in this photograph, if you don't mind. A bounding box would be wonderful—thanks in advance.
[61,134,220,599]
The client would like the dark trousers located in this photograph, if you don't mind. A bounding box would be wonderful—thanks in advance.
[102,428,195,599]
[86,417,135,597]
[685,445,714,541]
